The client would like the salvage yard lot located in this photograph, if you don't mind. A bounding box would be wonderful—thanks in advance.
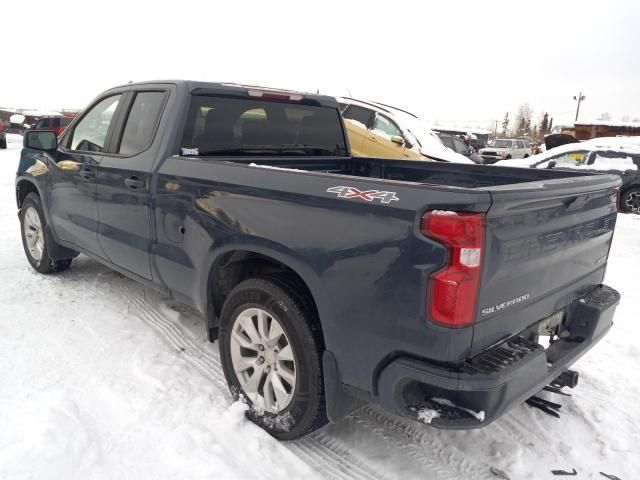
[1,134,638,479]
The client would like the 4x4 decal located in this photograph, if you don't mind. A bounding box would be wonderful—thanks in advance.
[327,186,399,204]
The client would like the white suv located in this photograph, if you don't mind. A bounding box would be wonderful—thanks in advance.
[480,139,532,164]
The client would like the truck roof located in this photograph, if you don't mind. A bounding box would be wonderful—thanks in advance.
[105,80,339,108]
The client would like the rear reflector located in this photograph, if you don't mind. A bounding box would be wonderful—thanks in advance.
[421,211,485,328]
[247,88,304,102]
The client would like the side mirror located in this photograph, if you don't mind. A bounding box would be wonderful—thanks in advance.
[390,135,405,146]
[546,160,556,169]
[24,130,58,151]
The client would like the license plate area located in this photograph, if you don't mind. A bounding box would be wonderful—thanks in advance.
[537,310,564,337]
[536,310,565,350]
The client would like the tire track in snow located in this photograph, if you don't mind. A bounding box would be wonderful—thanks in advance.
[114,282,383,480]
[49,265,489,480]
[114,280,492,480]
[351,407,489,480]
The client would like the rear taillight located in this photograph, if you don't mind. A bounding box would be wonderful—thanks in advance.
[421,210,485,328]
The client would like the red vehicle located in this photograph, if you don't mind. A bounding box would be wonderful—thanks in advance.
[0,120,6,149]
[32,116,73,137]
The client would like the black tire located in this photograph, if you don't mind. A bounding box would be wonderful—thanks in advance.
[505,154,512,160]
[19,193,73,274]
[219,278,327,440]
[524,154,529,158]
[620,187,640,213]
[0,138,6,149]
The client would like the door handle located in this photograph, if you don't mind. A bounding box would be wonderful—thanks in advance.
[79,168,94,180]
[124,176,146,190]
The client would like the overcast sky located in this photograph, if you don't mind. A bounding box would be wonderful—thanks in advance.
[2,0,639,129]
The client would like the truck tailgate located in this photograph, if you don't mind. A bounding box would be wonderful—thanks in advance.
[472,173,621,354]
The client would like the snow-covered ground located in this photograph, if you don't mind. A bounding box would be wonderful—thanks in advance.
[0,133,638,480]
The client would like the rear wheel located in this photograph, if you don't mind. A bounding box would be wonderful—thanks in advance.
[20,193,73,273]
[219,278,327,439]
[621,188,640,213]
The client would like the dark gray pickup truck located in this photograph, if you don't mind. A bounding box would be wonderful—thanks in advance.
[16,81,621,439]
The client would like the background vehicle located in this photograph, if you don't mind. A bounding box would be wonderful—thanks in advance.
[339,98,473,164]
[17,81,620,440]
[437,133,483,163]
[0,120,6,149]
[32,116,73,137]
[480,138,533,164]
[338,98,423,160]
[494,137,640,213]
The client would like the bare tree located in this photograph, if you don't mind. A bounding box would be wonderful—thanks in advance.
[512,104,533,137]
[597,112,612,121]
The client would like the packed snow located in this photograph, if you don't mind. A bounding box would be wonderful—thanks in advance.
[1,133,639,479]
[494,136,640,169]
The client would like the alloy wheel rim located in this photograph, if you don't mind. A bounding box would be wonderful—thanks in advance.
[23,206,44,261]
[626,192,640,212]
[230,307,296,413]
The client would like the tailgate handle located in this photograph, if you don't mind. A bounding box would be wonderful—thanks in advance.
[564,194,590,211]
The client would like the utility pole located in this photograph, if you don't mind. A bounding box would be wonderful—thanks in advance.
[573,92,586,121]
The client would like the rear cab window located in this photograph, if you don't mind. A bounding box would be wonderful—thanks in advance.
[181,96,348,157]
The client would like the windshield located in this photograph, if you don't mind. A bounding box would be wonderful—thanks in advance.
[181,96,348,156]
[490,140,512,148]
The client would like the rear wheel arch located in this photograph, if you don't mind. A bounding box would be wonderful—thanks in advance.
[205,249,323,342]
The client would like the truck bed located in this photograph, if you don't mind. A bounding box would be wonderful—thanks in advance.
[236,156,593,189]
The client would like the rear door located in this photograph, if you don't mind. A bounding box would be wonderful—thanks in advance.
[514,140,525,158]
[95,89,168,279]
[472,174,621,354]
[342,105,373,156]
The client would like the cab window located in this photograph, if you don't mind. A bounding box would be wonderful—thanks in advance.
[343,105,373,129]
[118,91,166,156]
[545,150,590,167]
[372,114,402,138]
[589,153,638,171]
[181,96,347,156]
[69,95,122,152]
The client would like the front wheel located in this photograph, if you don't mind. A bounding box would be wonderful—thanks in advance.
[621,188,640,213]
[219,278,327,439]
[20,193,72,273]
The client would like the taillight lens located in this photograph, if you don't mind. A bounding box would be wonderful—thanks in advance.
[421,211,485,328]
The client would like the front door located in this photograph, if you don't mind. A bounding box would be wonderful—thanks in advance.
[49,94,123,256]
[95,90,168,280]
[363,113,406,159]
